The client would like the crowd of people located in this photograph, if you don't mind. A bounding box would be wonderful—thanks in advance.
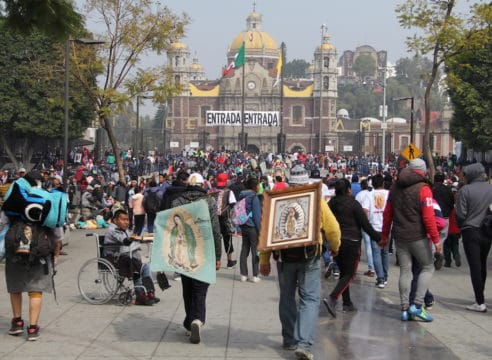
[1,148,491,360]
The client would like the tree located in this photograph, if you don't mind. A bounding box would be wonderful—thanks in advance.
[75,0,189,183]
[0,0,82,40]
[0,24,94,168]
[448,22,492,152]
[396,0,490,177]
[283,59,310,78]
[352,54,376,80]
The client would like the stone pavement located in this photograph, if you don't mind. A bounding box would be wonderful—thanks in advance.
[0,229,490,359]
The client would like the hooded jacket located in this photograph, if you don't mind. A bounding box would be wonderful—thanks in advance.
[455,163,492,230]
[382,168,439,244]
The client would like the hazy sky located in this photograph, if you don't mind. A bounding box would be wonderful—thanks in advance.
[79,0,479,115]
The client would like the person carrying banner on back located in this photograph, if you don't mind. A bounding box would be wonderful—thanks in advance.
[160,170,222,344]
[259,165,341,360]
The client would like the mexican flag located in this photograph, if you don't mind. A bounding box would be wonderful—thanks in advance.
[223,43,245,76]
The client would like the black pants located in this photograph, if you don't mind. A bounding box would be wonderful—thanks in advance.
[219,220,234,255]
[239,226,259,277]
[444,233,460,264]
[330,240,360,306]
[181,274,209,331]
[462,228,492,305]
[133,214,145,235]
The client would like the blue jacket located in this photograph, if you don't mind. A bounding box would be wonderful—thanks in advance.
[238,189,261,232]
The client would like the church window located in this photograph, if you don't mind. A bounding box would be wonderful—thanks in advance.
[175,56,179,67]
[292,105,304,125]
[323,76,329,90]
[175,75,180,84]
[324,56,329,68]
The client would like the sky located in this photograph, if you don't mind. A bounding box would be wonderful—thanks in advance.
[78,0,479,116]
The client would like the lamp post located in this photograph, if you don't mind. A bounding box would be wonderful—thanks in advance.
[380,67,387,165]
[64,38,105,189]
[392,96,415,144]
[135,95,153,157]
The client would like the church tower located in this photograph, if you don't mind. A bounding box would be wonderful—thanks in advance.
[167,41,191,95]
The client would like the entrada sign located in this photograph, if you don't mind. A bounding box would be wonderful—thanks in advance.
[206,111,280,127]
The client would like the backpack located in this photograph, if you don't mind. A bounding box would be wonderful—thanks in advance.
[143,189,163,214]
[5,221,55,261]
[480,203,492,238]
[232,197,252,226]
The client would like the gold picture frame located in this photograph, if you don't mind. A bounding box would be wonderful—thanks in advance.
[258,182,321,251]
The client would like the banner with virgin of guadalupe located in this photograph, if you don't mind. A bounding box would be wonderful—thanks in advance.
[150,199,216,284]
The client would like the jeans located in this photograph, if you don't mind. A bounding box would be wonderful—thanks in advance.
[370,237,389,283]
[395,238,434,308]
[277,257,321,351]
[362,231,374,271]
[181,274,210,331]
[239,226,259,277]
[462,228,492,305]
[146,213,156,233]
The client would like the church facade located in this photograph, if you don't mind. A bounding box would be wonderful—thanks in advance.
[166,10,338,154]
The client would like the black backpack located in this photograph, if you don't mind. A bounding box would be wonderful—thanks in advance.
[5,221,55,261]
[480,204,492,238]
[143,189,162,214]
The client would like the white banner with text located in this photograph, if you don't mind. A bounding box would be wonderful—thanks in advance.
[206,111,280,127]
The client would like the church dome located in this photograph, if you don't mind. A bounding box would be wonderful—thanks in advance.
[316,33,335,51]
[171,41,188,50]
[228,12,277,52]
[191,56,204,70]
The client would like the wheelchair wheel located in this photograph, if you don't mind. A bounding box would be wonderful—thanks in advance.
[118,289,133,305]
[78,258,118,304]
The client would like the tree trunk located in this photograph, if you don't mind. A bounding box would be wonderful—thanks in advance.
[20,138,35,168]
[100,114,126,185]
[0,133,20,169]
[424,67,436,181]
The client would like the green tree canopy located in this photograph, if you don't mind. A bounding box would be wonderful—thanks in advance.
[0,24,95,167]
[0,0,83,40]
[352,54,376,80]
[448,25,492,151]
[283,59,310,78]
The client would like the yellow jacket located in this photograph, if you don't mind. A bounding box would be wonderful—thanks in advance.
[259,198,341,265]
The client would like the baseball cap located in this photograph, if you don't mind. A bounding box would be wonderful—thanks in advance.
[189,173,204,185]
[18,167,26,173]
[216,173,228,187]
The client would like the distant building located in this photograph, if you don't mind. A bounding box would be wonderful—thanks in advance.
[338,45,387,82]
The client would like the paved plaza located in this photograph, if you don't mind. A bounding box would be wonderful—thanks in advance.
[0,229,490,359]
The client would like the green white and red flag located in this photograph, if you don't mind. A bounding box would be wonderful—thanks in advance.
[223,42,245,76]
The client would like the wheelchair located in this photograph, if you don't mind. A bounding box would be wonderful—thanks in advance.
[77,233,137,305]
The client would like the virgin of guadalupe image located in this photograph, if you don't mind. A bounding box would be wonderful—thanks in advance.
[168,213,198,271]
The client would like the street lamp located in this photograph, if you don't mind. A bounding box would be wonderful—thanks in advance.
[135,94,153,156]
[392,96,415,144]
[64,38,105,188]
[380,67,387,165]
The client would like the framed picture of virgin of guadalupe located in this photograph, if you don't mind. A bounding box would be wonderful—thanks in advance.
[150,199,216,284]
[258,182,321,251]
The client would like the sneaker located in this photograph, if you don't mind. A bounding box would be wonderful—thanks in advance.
[173,273,181,281]
[283,344,297,351]
[8,318,24,336]
[135,294,154,306]
[240,275,248,282]
[401,309,409,321]
[190,319,202,344]
[333,270,340,278]
[250,276,261,283]
[376,281,385,289]
[434,253,444,270]
[455,256,462,267]
[425,300,435,310]
[294,348,314,360]
[364,270,375,277]
[27,325,40,341]
[383,279,388,285]
[342,303,357,312]
[148,292,160,304]
[227,260,237,269]
[324,262,334,278]
[323,297,337,318]
[408,304,433,322]
[465,303,487,312]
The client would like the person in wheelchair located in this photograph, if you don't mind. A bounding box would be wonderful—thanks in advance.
[104,207,160,306]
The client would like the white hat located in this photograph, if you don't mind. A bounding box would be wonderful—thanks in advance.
[18,167,26,173]
[86,185,94,191]
[289,165,309,185]
[54,175,63,183]
[189,173,204,185]
[408,158,427,173]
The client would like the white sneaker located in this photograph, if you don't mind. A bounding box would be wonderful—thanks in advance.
[240,275,248,282]
[250,276,261,283]
[190,319,202,344]
[466,303,487,312]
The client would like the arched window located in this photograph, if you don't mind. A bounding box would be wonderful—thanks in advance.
[174,75,180,84]
[323,76,329,90]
